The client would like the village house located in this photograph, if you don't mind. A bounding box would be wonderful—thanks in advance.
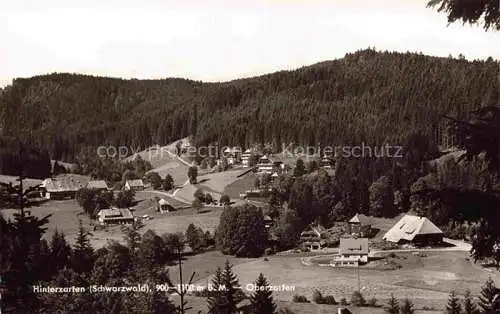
[263,215,274,229]
[331,237,369,267]
[86,180,109,191]
[241,149,253,167]
[40,177,83,200]
[223,147,242,165]
[271,172,279,181]
[273,161,285,174]
[320,153,335,169]
[383,214,443,246]
[97,208,134,225]
[256,155,274,174]
[348,213,373,237]
[124,179,145,191]
[300,224,327,251]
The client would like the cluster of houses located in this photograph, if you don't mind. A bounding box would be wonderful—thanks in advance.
[39,177,150,226]
[40,178,146,200]
[221,147,287,174]
[299,213,444,267]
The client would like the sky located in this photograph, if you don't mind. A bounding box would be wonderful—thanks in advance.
[0,0,499,87]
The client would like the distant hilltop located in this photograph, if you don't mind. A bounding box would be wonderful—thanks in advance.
[0,48,497,164]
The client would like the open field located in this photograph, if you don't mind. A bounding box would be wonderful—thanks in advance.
[167,250,256,285]
[175,249,500,313]
[222,172,258,200]
[197,168,252,193]
[124,137,191,167]
[148,157,190,187]
[174,183,203,203]
[0,188,222,248]
[1,200,94,245]
[124,138,192,186]
[0,174,43,190]
[135,190,190,208]
[174,169,251,203]
[141,207,223,235]
[176,296,441,314]
[177,296,443,314]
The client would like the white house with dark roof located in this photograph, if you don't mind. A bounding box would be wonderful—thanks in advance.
[332,238,369,267]
[256,155,274,174]
[241,149,253,167]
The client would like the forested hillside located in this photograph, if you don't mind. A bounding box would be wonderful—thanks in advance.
[0,49,498,163]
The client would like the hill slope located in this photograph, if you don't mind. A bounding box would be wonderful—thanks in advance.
[0,49,498,162]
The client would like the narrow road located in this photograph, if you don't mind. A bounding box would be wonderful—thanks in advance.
[135,189,190,205]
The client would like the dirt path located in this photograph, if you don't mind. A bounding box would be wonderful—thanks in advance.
[135,189,190,206]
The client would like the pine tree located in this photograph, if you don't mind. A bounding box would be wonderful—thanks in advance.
[479,277,498,313]
[293,159,305,177]
[400,298,415,314]
[208,267,228,314]
[385,294,399,314]
[123,223,141,254]
[185,223,202,252]
[71,220,95,274]
[222,260,240,314]
[250,273,277,314]
[463,289,478,314]
[446,290,462,314]
[49,229,72,276]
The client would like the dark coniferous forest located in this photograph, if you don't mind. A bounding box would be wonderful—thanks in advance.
[0,49,498,168]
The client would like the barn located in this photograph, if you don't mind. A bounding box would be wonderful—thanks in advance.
[383,214,443,246]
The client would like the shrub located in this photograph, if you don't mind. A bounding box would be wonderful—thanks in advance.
[264,247,274,256]
[312,290,323,303]
[193,189,205,202]
[340,297,348,305]
[321,295,337,305]
[204,193,214,204]
[351,291,366,307]
[292,295,310,303]
[313,290,337,305]
[220,194,230,206]
[368,297,377,307]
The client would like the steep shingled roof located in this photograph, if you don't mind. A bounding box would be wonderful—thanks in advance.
[383,214,443,243]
